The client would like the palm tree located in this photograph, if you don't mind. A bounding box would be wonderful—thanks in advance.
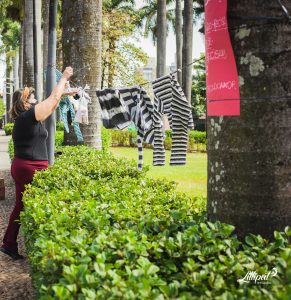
[182,0,193,103]
[156,0,167,77]
[175,0,182,85]
[42,0,49,98]
[138,0,175,44]
[207,1,291,239]
[23,0,34,87]
[62,0,102,149]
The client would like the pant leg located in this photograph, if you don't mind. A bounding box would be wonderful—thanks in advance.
[1,157,48,252]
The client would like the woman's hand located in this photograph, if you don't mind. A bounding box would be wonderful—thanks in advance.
[62,67,73,80]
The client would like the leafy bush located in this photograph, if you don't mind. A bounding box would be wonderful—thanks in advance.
[21,146,291,299]
[56,121,65,131]
[109,129,207,152]
[110,129,132,146]
[4,123,14,135]
[101,127,111,152]
[55,131,64,147]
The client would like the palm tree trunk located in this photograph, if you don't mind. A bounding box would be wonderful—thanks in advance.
[13,53,19,91]
[156,0,167,77]
[175,0,183,85]
[62,0,102,149]
[33,0,43,101]
[19,23,23,88]
[207,0,291,240]
[43,0,49,98]
[182,0,193,103]
[23,0,34,87]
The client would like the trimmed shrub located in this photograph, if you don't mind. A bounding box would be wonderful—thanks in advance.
[4,123,14,135]
[21,146,291,299]
[56,121,65,131]
[55,131,64,147]
[109,129,206,152]
[101,127,111,152]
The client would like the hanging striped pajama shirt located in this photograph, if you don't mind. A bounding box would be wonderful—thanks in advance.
[119,87,155,170]
[96,89,131,130]
[152,74,194,166]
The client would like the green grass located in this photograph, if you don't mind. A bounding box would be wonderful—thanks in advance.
[109,147,207,198]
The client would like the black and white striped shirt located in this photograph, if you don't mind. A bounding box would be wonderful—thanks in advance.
[119,87,155,170]
[152,74,194,166]
[96,88,131,130]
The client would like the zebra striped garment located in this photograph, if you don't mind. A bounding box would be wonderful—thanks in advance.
[96,89,131,130]
[152,74,194,166]
[119,87,155,170]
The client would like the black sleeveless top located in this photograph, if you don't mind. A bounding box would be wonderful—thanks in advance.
[12,106,48,161]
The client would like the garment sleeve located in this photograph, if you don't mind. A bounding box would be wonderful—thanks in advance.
[20,106,37,123]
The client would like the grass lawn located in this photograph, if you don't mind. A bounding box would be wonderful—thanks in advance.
[109,147,207,198]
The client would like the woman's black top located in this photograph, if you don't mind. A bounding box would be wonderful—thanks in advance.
[12,106,48,161]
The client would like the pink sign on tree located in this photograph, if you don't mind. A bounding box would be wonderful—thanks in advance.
[205,0,240,116]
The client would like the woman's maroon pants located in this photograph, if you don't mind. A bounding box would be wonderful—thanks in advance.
[1,156,48,252]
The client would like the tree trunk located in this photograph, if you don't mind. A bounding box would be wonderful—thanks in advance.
[13,52,19,91]
[175,0,183,85]
[33,0,43,101]
[43,0,50,98]
[19,23,23,88]
[156,0,167,77]
[23,0,34,87]
[207,1,291,240]
[182,0,193,103]
[6,60,12,123]
[62,0,102,149]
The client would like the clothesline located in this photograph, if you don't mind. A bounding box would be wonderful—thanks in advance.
[60,56,205,92]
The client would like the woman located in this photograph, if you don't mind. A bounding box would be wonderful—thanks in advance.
[0,67,75,260]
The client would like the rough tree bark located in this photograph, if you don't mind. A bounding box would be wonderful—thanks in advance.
[156,0,167,77]
[23,0,34,87]
[207,1,291,240]
[62,0,102,148]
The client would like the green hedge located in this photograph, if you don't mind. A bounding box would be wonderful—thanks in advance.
[4,123,14,135]
[108,129,207,152]
[21,146,291,299]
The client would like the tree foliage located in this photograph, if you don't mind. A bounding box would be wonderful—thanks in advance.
[0,98,6,117]
[102,6,148,88]
[191,54,206,118]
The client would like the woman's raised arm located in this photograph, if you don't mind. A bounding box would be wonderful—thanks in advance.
[35,67,74,122]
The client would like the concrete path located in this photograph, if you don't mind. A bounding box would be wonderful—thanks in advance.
[0,130,11,171]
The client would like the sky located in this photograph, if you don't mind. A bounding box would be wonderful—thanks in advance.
[135,0,205,65]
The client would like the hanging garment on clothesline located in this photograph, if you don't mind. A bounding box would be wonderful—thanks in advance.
[58,98,84,142]
[152,74,194,166]
[96,89,131,130]
[119,86,156,170]
[74,88,91,125]
[55,70,84,142]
